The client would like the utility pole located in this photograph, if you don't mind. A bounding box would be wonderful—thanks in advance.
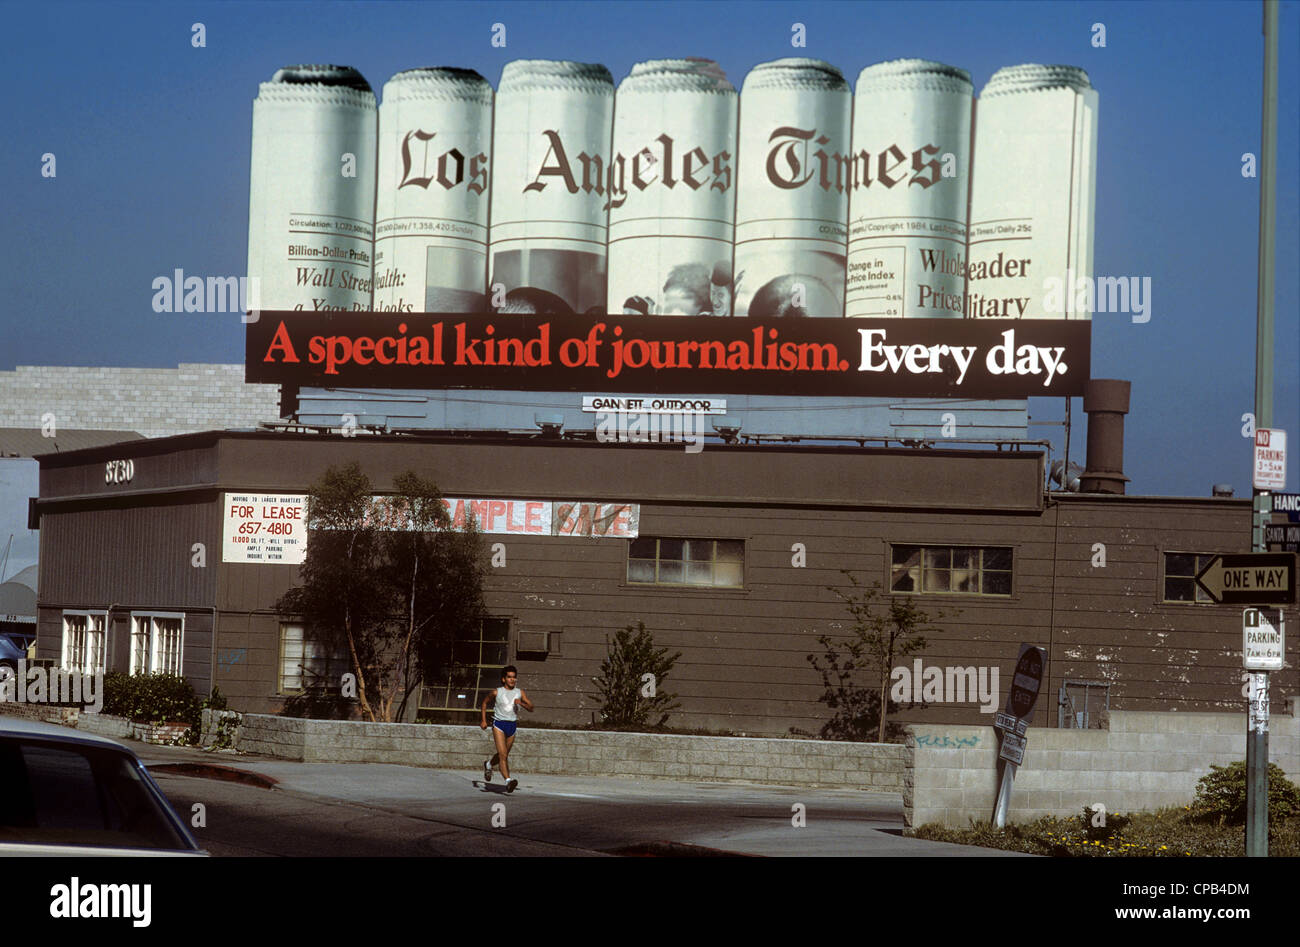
[1246,0,1278,859]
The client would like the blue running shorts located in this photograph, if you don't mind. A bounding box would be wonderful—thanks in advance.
[493,720,518,737]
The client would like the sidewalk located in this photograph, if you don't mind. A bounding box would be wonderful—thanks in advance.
[130,739,1031,857]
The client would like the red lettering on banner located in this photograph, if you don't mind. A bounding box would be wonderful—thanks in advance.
[526,502,544,533]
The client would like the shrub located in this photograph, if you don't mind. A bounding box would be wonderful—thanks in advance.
[101,671,202,729]
[1192,760,1300,826]
[591,622,682,729]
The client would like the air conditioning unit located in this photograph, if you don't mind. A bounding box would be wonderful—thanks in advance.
[515,630,553,655]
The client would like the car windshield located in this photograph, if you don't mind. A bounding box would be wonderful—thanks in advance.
[0,738,193,850]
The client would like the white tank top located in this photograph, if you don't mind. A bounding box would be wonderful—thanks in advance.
[494,685,520,721]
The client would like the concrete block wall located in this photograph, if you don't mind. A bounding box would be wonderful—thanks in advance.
[905,710,1300,828]
[237,715,907,789]
[0,364,280,438]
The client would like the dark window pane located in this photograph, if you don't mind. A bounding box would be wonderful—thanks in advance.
[983,571,1012,595]
[482,642,508,666]
[715,540,744,562]
[1165,577,1195,602]
[659,539,685,561]
[891,567,915,592]
[951,548,976,570]
[684,540,714,561]
[984,547,1012,570]
[629,537,657,559]
[421,684,450,708]
[923,568,951,592]
[892,546,921,569]
[953,570,977,593]
[1166,553,1195,577]
[453,641,480,665]
[924,548,951,570]
[482,619,510,641]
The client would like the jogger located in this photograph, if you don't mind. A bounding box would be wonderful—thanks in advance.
[480,665,533,792]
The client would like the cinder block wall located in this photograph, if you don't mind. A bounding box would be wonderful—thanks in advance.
[0,364,279,438]
[236,715,906,790]
[904,709,1300,828]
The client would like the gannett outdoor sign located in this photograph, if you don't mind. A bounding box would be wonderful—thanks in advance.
[246,311,1088,397]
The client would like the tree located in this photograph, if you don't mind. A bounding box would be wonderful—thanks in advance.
[808,571,946,743]
[276,463,486,722]
[591,622,682,729]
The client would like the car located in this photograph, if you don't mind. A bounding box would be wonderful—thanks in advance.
[0,718,207,856]
[0,630,34,687]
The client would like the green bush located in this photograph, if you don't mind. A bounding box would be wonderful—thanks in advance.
[1193,760,1300,826]
[102,671,202,729]
[591,622,682,729]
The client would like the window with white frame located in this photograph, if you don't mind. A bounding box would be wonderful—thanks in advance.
[279,623,349,695]
[61,612,107,674]
[130,614,184,676]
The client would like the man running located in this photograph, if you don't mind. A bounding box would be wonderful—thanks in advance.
[480,666,533,792]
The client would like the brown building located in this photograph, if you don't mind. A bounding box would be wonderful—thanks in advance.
[29,427,1294,736]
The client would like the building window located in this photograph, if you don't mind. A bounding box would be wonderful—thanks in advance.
[130,614,184,675]
[419,618,511,713]
[890,545,1013,595]
[278,623,350,695]
[61,612,106,674]
[1164,552,1216,603]
[627,538,744,587]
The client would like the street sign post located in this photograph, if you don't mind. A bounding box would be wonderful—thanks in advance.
[1253,428,1287,491]
[1194,552,1297,606]
[992,644,1046,828]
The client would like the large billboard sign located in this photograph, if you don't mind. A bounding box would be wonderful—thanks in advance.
[245,57,1096,406]
[247,310,1088,396]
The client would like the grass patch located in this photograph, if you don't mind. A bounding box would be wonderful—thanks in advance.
[910,805,1300,856]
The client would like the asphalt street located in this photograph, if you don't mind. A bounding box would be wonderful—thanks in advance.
[135,743,1031,857]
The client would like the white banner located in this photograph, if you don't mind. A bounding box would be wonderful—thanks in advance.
[223,493,308,564]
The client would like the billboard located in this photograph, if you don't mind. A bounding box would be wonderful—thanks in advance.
[246,56,1096,407]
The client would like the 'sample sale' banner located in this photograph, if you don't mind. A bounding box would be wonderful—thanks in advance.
[247,310,1088,397]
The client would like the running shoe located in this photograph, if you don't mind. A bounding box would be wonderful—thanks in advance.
[483,759,492,782]
[506,777,518,793]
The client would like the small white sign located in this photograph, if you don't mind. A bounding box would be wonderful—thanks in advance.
[222,493,308,564]
[582,395,727,415]
[1243,607,1285,671]
[994,712,1028,736]
[1254,428,1287,491]
[998,731,1026,765]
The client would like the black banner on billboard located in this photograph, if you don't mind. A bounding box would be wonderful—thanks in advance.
[246,311,1090,398]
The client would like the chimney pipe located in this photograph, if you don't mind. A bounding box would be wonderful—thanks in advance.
[1081,379,1131,494]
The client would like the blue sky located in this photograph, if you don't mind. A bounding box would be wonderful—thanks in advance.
[1,0,1297,497]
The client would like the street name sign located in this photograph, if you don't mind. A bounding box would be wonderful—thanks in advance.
[993,711,1028,737]
[1265,523,1300,552]
[1243,608,1285,671]
[1195,553,1297,606]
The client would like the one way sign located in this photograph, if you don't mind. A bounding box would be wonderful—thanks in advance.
[1195,553,1298,606]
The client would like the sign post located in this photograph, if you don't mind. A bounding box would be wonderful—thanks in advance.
[992,644,1046,829]
[1244,607,1283,857]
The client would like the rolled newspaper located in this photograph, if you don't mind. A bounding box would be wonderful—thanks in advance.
[734,58,851,318]
[606,59,738,316]
[489,60,615,316]
[848,60,972,318]
[247,64,377,312]
[967,64,1099,318]
[374,68,493,313]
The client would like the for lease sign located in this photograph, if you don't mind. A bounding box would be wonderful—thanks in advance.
[222,494,308,564]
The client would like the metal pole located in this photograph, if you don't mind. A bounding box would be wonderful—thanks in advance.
[992,757,1016,828]
[1246,0,1278,859]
